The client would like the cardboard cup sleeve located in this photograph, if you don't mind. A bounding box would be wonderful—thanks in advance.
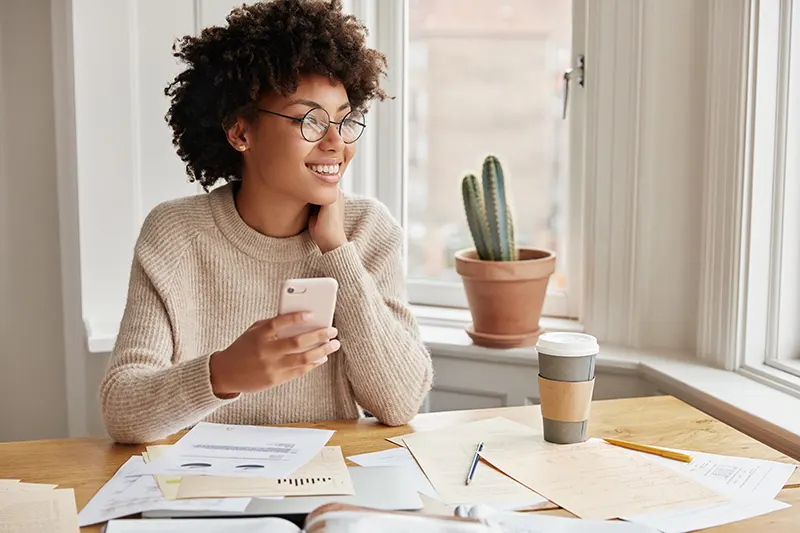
[538,375,595,423]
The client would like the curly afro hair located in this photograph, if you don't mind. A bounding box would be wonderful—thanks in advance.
[164,0,388,190]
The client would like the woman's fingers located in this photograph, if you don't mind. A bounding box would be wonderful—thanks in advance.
[288,339,341,368]
[258,311,312,337]
[274,327,338,354]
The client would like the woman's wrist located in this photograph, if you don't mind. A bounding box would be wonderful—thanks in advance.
[317,234,347,254]
[209,350,239,399]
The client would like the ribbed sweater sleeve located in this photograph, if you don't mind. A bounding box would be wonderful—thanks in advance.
[99,254,236,444]
[316,202,433,426]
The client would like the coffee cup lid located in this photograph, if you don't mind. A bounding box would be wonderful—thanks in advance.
[536,332,599,357]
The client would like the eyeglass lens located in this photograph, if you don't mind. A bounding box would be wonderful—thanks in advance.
[302,108,365,144]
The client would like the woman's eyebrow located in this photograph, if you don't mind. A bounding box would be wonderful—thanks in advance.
[288,99,351,112]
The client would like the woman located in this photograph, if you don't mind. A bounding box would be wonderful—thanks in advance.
[100,0,433,444]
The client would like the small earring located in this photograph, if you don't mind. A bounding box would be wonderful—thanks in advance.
[238,145,247,151]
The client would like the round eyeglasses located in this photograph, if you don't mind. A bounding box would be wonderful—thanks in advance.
[257,107,366,144]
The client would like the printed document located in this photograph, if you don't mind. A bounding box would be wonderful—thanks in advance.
[618,445,797,532]
[639,447,796,499]
[134,422,334,478]
[143,446,184,500]
[144,445,284,502]
[175,446,355,499]
[0,487,80,533]
[622,498,790,533]
[479,438,729,520]
[77,456,251,527]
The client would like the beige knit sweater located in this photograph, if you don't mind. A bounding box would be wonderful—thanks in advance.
[100,182,433,444]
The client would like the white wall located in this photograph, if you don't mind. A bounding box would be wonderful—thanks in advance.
[0,0,69,441]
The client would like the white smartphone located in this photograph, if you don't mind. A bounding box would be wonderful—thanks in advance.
[276,277,339,340]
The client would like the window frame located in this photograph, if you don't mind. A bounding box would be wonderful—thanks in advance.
[736,0,800,390]
[359,0,584,320]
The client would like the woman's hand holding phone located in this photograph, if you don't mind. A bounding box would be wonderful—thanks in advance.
[209,312,340,398]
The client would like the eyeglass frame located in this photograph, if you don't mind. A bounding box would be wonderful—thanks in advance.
[256,106,366,144]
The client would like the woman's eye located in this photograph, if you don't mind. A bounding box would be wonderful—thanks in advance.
[305,118,325,130]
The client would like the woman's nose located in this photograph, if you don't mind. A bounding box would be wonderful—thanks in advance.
[318,123,345,150]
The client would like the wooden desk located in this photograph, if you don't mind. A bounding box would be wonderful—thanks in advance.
[1,396,798,532]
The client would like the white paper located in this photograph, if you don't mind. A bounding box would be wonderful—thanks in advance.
[135,422,335,478]
[616,444,797,533]
[105,517,300,533]
[78,457,251,527]
[479,437,729,520]
[176,446,353,499]
[477,500,555,512]
[0,487,81,533]
[622,498,790,533]
[402,418,551,508]
[347,447,439,499]
[639,447,797,499]
[485,511,662,533]
[346,448,544,513]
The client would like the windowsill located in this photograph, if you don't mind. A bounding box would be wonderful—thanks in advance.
[765,358,800,381]
[409,304,584,333]
[85,319,121,354]
[85,307,800,459]
[779,359,800,373]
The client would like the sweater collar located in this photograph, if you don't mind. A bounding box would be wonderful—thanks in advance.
[208,181,320,262]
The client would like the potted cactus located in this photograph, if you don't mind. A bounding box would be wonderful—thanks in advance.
[456,155,556,349]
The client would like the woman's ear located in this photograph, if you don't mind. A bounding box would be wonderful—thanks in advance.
[224,117,250,152]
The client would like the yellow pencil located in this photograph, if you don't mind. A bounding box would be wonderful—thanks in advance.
[603,438,693,463]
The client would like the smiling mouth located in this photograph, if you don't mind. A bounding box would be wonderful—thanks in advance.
[306,163,341,182]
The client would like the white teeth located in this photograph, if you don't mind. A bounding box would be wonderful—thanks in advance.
[308,164,339,175]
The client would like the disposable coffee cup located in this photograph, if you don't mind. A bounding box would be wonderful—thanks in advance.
[536,332,599,444]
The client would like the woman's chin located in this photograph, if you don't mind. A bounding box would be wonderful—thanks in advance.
[306,186,341,206]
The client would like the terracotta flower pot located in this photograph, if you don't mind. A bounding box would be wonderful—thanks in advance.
[455,247,556,349]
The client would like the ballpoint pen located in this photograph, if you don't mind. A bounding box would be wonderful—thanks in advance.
[465,441,484,485]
